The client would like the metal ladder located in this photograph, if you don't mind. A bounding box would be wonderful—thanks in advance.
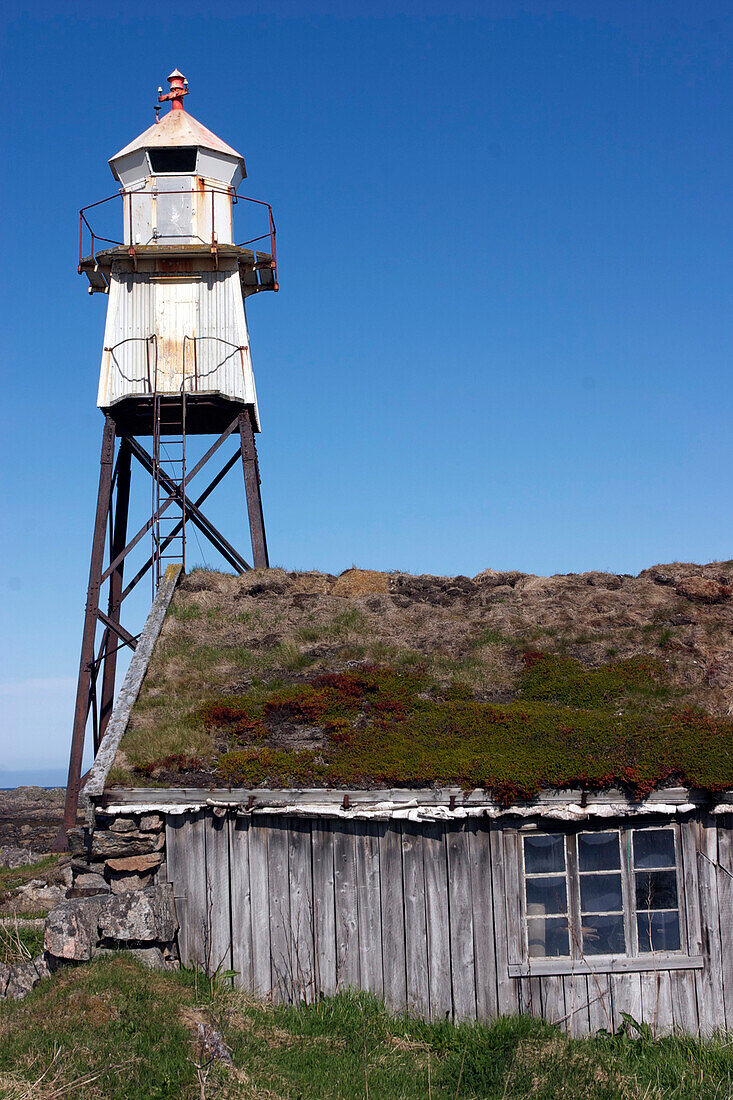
[151,388,187,593]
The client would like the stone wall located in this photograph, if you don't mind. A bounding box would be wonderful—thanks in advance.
[0,810,178,1003]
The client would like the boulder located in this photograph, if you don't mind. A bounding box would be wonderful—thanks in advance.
[109,872,154,895]
[98,886,177,942]
[44,896,104,961]
[73,873,109,893]
[94,945,167,970]
[105,853,163,873]
[14,880,67,910]
[0,846,36,869]
[5,960,40,1000]
[69,828,162,860]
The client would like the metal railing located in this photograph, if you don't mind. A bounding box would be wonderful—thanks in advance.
[79,184,277,284]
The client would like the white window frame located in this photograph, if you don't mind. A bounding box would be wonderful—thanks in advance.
[508,822,704,977]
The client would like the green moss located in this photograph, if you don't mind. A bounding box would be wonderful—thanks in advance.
[519,653,673,708]
[187,660,733,800]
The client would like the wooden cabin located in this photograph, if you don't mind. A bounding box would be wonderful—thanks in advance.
[79,563,733,1036]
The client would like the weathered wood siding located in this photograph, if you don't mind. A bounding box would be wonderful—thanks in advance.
[166,812,732,1034]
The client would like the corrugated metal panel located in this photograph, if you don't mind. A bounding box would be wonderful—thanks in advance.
[98,274,156,406]
[98,271,259,426]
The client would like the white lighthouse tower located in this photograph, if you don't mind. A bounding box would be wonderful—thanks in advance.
[61,70,277,836]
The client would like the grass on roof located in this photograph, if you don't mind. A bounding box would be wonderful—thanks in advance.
[116,655,733,799]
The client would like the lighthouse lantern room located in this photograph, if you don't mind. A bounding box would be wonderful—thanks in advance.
[60,71,276,841]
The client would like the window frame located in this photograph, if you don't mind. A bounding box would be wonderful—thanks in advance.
[510,821,702,977]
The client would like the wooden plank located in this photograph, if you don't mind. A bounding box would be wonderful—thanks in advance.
[697,816,726,1036]
[205,811,232,978]
[542,975,567,1029]
[266,817,292,1002]
[423,822,452,1021]
[587,972,613,1033]
[184,811,209,970]
[468,822,498,1021]
[288,818,315,1003]
[610,973,642,1032]
[680,820,703,955]
[248,816,272,998]
[489,824,519,1016]
[446,823,477,1021]
[333,821,360,992]
[565,974,590,1037]
[355,821,384,999]
[379,822,407,1014]
[715,819,733,1029]
[510,954,703,978]
[229,817,253,991]
[670,970,699,1035]
[641,970,674,1037]
[311,820,336,999]
[165,816,189,967]
[402,822,430,1018]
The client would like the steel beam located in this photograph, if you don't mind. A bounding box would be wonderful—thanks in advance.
[100,415,241,584]
[57,415,116,846]
[98,439,132,745]
[128,437,251,573]
[119,447,248,600]
[239,408,269,569]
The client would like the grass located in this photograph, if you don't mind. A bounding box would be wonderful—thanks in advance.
[1,957,733,1099]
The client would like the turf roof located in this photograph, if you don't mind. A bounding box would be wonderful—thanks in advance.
[111,562,733,798]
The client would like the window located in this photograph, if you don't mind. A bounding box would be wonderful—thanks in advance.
[521,826,684,962]
[149,147,198,174]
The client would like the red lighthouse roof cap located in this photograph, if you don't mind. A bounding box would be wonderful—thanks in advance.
[109,70,246,179]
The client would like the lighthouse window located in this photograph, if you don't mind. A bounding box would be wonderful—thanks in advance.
[149,146,198,174]
[520,826,684,962]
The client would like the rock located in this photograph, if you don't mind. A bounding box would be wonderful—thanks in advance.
[33,954,52,981]
[5,960,40,1000]
[44,896,104,961]
[139,814,163,832]
[0,846,36,869]
[98,886,177,942]
[109,873,153,895]
[15,881,67,910]
[95,945,167,970]
[676,577,731,604]
[70,829,163,860]
[71,858,107,877]
[105,853,163,873]
[196,1021,233,1065]
[0,962,10,997]
[73,873,109,893]
[109,818,137,834]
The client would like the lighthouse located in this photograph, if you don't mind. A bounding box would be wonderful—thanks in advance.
[60,71,277,836]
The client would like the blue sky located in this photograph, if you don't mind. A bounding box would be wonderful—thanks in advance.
[1,1,731,780]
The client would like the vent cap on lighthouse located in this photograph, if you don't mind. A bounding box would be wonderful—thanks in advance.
[109,70,246,189]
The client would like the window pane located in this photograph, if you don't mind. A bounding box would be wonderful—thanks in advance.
[525,875,567,916]
[580,873,623,914]
[524,834,565,874]
[527,916,569,958]
[637,910,681,953]
[578,832,621,872]
[581,913,625,955]
[635,870,678,911]
[633,829,676,869]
